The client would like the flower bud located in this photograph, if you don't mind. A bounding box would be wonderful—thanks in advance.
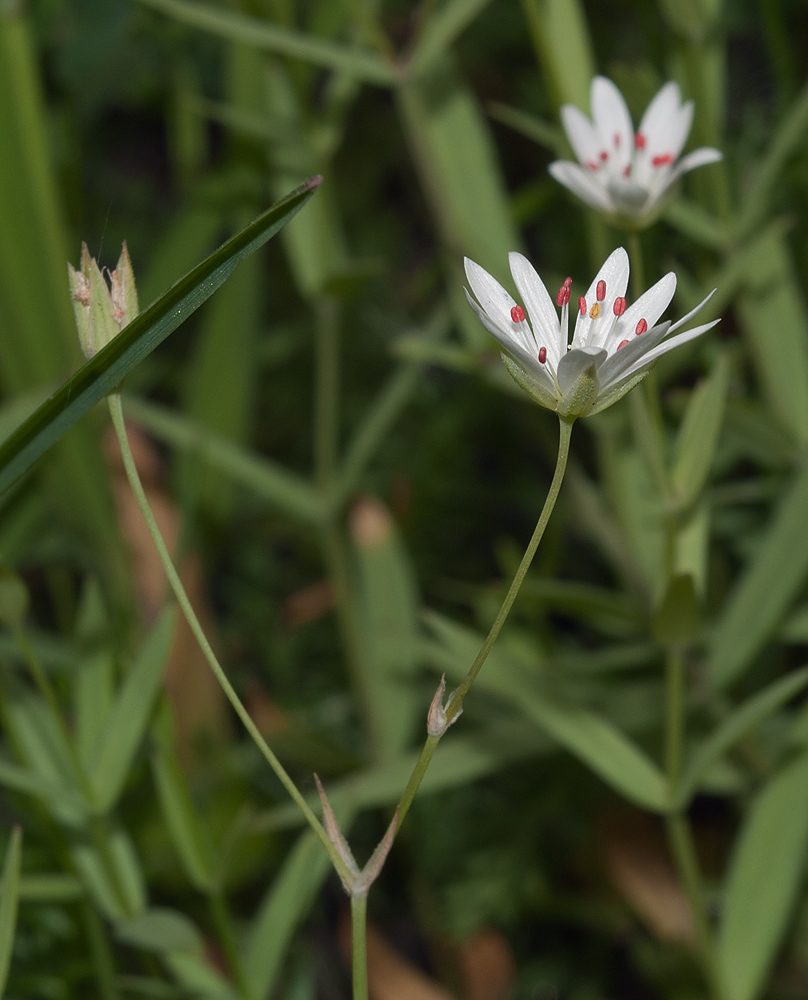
[68,242,139,359]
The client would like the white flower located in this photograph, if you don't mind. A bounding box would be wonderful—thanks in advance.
[464,248,718,420]
[548,77,722,223]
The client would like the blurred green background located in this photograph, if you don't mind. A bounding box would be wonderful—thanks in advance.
[3,0,808,997]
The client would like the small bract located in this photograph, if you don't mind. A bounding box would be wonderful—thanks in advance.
[464,248,718,420]
[68,242,139,359]
[549,77,722,224]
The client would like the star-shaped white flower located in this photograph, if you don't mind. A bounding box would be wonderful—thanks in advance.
[464,248,718,420]
[549,77,722,223]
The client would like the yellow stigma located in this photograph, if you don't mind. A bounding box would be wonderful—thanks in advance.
[589,303,601,319]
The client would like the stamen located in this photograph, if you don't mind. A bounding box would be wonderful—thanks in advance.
[613,297,626,316]
[617,339,629,350]
[599,150,608,162]
[589,303,601,319]
[635,133,646,149]
[578,296,587,316]
[614,132,621,148]
[622,164,631,178]
[651,153,674,167]
[586,161,599,171]
[538,347,547,364]
[635,318,647,335]
[596,280,606,301]
[563,277,572,287]
[511,305,526,323]
[555,284,570,307]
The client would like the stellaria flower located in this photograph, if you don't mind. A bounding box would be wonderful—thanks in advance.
[549,77,722,223]
[464,248,718,420]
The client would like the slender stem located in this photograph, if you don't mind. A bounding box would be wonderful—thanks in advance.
[666,813,723,1000]
[396,418,573,828]
[351,893,369,1000]
[107,393,350,885]
[80,899,121,1000]
[446,417,573,721]
[665,647,686,788]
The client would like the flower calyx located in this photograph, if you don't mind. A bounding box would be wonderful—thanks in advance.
[315,775,398,898]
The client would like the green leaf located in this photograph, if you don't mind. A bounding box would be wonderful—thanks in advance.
[662,199,729,249]
[123,396,323,524]
[138,0,397,86]
[116,909,204,955]
[0,827,22,995]
[709,458,808,688]
[520,0,595,109]
[0,178,321,498]
[244,826,338,1000]
[19,873,83,903]
[74,651,114,771]
[0,756,86,826]
[671,354,730,512]
[718,752,808,1000]
[424,612,668,811]
[652,574,700,647]
[71,826,146,922]
[90,610,176,812]
[410,0,494,75]
[165,952,240,1000]
[151,745,216,893]
[678,669,808,806]
[351,497,422,761]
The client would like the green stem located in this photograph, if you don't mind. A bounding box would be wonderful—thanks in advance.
[351,893,369,1000]
[396,417,573,827]
[80,899,121,1000]
[314,297,340,491]
[106,393,350,885]
[665,647,686,788]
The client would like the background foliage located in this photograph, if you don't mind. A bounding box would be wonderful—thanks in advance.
[2,0,808,997]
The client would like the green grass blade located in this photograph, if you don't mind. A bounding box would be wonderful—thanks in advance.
[709,458,808,689]
[410,0,494,75]
[138,0,397,86]
[0,827,22,995]
[0,178,321,498]
[90,611,176,813]
[678,669,808,806]
[123,397,324,524]
[718,752,808,1000]
[486,101,562,153]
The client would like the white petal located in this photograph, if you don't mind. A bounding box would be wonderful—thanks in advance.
[548,161,613,211]
[668,287,715,333]
[572,247,629,349]
[463,257,536,354]
[598,320,673,388]
[607,272,677,351]
[666,147,723,186]
[637,81,683,152]
[509,252,562,367]
[464,289,556,391]
[591,76,633,173]
[559,104,600,166]
[609,319,719,383]
[667,100,695,162]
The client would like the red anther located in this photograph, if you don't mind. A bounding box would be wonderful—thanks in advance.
[599,150,609,161]
[563,276,572,287]
[651,153,674,167]
[596,280,606,301]
[614,132,621,148]
[617,339,629,350]
[538,347,547,364]
[622,164,631,178]
[586,161,599,171]
[511,305,526,323]
[613,296,627,316]
[635,318,648,336]
[578,296,587,316]
[555,285,570,307]
[635,132,646,149]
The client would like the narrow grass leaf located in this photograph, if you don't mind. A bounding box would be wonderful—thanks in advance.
[709,458,808,689]
[0,178,321,498]
[116,909,204,955]
[166,952,240,1000]
[90,610,176,812]
[138,0,397,85]
[71,826,146,922]
[151,747,215,893]
[678,668,808,805]
[487,101,563,153]
[244,827,338,1000]
[123,396,323,524]
[0,827,21,995]
[719,752,808,1000]
[410,0,494,75]
[521,0,594,109]
[671,353,730,512]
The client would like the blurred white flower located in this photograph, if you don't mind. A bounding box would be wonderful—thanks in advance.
[549,77,722,223]
[464,248,717,419]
